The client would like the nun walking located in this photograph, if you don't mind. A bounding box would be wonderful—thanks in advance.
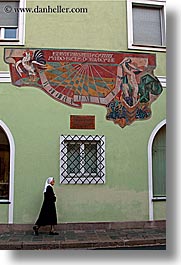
[33,177,58,235]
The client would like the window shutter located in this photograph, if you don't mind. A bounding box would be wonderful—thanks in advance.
[0,1,19,27]
[133,5,162,46]
[152,125,166,197]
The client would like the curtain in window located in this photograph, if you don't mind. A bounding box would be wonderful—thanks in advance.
[133,6,162,46]
[0,1,19,27]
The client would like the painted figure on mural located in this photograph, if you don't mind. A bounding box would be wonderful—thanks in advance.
[119,58,143,106]
[33,177,58,236]
[106,57,163,128]
[106,79,162,127]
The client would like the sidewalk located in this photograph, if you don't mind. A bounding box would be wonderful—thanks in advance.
[0,221,166,250]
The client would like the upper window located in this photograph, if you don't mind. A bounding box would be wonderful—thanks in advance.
[127,0,166,51]
[60,135,106,184]
[0,0,26,45]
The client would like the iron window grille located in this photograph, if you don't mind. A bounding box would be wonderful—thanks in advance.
[60,135,105,184]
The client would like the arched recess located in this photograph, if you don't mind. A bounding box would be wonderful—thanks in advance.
[148,119,166,221]
[0,120,15,224]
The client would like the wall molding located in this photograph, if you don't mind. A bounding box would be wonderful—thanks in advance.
[0,220,166,233]
[157,76,167,88]
[0,71,11,83]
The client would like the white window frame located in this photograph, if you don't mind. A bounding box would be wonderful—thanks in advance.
[60,135,106,184]
[0,0,26,45]
[127,0,166,51]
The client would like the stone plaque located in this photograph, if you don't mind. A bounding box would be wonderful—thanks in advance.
[70,115,95,129]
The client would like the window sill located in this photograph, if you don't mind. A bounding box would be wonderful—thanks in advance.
[152,197,166,201]
[0,200,11,204]
[128,44,166,52]
[0,40,24,46]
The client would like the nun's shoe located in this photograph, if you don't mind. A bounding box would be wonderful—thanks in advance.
[49,231,59,235]
[33,226,39,236]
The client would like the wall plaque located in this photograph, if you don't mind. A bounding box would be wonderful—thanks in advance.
[70,115,95,129]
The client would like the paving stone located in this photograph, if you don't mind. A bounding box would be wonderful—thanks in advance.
[0,226,166,250]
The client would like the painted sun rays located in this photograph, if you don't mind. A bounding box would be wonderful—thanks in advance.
[44,61,114,101]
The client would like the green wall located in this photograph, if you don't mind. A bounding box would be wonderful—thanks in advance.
[0,0,166,223]
[0,84,166,223]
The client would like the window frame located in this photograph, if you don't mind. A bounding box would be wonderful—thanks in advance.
[0,0,26,45]
[127,0,166,51]
[60,135,106,184]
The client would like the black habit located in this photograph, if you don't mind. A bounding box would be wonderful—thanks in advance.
[35,185,57,226]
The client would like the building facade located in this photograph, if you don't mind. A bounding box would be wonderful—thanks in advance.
[0,0,166,224]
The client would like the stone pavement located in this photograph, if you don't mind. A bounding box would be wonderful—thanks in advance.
[0,221,166,250]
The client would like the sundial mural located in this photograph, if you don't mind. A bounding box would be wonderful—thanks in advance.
[4,48,163,128]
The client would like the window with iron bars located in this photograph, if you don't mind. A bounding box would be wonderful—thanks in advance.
[60,135,105,184]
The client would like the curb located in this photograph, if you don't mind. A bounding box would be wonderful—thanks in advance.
[0,237,166,250]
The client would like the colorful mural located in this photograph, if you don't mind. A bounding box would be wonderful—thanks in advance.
[4,49,162,128]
